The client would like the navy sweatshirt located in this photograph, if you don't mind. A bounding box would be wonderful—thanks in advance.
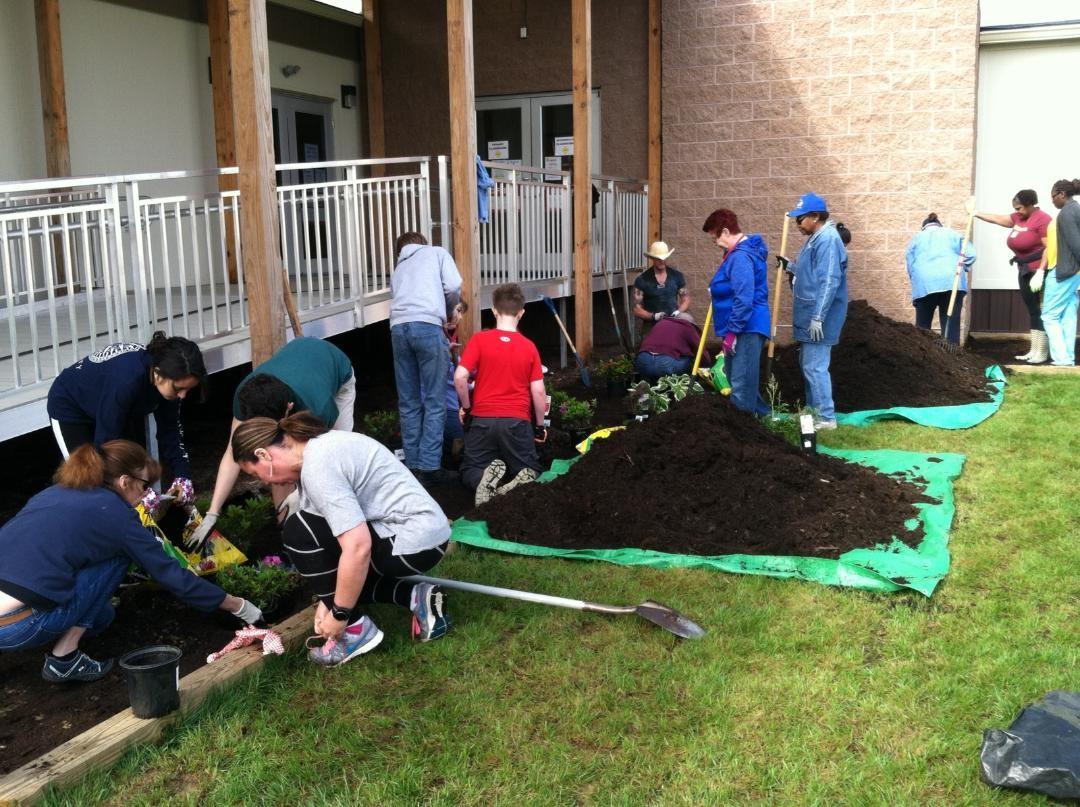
[46,343,191,478]
[0,485,225,612]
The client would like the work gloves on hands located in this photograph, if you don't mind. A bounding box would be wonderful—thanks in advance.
[807,319,825,342]
[1029,269,1046,293]
[721,332,737,357]
[533,425,548,445]
[230,598,263,625]
[168,477,195,506]
[460,407,473,432]
[776,255,794,287]
[186,511,218,549]
[652,311,667,322]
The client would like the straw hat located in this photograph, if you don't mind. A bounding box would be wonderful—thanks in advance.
[644,241,674,261]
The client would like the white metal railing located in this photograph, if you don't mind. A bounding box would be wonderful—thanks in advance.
[0,156,645,398]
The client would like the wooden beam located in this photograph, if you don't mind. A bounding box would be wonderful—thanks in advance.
[572,0,593,359]
[0,606,315,806]
[227,0,285,363]
[34,0,70,179]
[447,0,480,340]
[363,0,386,178]
[647,0,661,244]
[208,0,239,283]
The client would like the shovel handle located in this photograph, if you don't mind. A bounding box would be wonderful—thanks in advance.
[542,295,580,355]
[403,574,591,611]
[946,204,976,317]
[691,304,713,376]
[767,216,791,360]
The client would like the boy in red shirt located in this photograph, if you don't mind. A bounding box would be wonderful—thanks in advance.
[454,283,548,506]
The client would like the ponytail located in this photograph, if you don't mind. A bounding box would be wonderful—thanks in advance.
[836,222,851,246]
[232,411,328,463]
[1051,179,1080,199]
[53,440,160,490]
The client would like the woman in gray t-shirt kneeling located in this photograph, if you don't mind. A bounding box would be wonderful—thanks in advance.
[232,412,451,667]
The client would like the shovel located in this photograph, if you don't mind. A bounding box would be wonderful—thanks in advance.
[940,196,976,352]
[403,574,706,640]
[541,295,592,387]
[764,214,791,386]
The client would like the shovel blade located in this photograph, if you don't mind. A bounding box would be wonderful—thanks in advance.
[634,600,706,639]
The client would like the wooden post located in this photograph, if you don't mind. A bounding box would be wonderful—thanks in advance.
[34,0,70,179]
[647,0,661,244]
[572,0,593,359]
[447,0,480,340]
[228,0,285,363]
[363,0,386,178]
[208,0,239,282]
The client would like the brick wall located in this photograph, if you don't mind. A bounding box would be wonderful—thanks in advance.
[662,0,979,331]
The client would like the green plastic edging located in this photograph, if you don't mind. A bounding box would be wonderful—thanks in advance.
[835,365,1005,430]
[453,446,965,596]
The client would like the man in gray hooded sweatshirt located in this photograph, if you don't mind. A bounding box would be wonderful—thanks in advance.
[389,232,462,485]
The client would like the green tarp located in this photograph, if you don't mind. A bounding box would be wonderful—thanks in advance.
[835,365,1005,429]
[452,447,965,596]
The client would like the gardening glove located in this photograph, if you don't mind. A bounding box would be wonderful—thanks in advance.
[533,425,548,445]
[721,332,737,357]
[167,477,195,507]
[807,319,825,342]
[139,486,161,516]
[775,254,790,273]
[460,407,473,432]
[231,598,263,625]
[186,511,218,549]
[652,311,667,322]
[1029,269,1045,293]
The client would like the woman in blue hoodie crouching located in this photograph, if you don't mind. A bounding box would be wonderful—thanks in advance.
[702,209,771,416]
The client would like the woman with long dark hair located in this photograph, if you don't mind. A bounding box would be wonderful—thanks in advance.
[47,331,207,507]
[232,412,451,668]
[975,189,1053,363]
[0,441,260,682]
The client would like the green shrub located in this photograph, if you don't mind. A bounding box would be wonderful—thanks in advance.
[215,497,274,553]
[557,397,596,430]
[215,557,301,611]
[594,354,633,381]
[361,409,400,445]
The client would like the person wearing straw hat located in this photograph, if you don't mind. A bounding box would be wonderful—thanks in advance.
[634,241,687,334]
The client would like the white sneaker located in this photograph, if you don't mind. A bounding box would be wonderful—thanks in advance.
[474,460,506,507]
[813,418,838,431]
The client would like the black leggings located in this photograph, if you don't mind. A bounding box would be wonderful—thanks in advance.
[914,290,965,345]
[281,511,447,617]
[1018,271,1044,330]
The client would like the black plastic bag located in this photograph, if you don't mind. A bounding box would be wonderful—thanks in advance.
[980,690,1080,800]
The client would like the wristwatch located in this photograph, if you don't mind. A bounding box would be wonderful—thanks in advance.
[330,602,353,622]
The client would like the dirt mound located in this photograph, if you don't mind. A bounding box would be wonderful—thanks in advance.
[770,300,995,412]
[470,393,931,558]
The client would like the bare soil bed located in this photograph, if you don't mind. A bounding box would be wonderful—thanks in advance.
[769,300,997,412]
[471,392,932,558]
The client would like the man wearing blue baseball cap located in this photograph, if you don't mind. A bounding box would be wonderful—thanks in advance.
[781,192,848,429]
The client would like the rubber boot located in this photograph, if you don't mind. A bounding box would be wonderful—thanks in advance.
[1027,330,1049,364]
[1014,329,1036,361]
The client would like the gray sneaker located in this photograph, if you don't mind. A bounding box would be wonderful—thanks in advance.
[41,650,114,683]
[475,460,506,507]
[307,616,384,667]
[813,418,838,431]
[497,467,539,496]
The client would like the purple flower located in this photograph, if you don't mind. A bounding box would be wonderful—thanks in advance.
[261,555,283,566]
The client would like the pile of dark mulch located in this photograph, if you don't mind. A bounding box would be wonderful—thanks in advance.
[770,300,996,412]
[469,393,932,558]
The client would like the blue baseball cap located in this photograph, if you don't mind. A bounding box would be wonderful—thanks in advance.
[787,192,828,218]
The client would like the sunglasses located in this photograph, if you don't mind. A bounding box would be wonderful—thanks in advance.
[131,475,151,491]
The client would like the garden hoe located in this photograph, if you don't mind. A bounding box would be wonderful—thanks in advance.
[940,196,977,353]
[403,574,706,640]
[541,295,592,387]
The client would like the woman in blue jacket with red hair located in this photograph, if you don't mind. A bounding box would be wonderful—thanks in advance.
[702,208,771,415]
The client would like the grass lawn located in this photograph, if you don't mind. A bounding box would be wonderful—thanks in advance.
[44,375,1079,806]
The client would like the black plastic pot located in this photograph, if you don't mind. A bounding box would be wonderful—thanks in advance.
[119,645,182,719]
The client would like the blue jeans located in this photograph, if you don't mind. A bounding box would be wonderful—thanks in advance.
[392,322,449,470]
[1042,272,1080,365]
[724,332,769,416]
[0,558,128,652]
[798,342,836,421]
[634,352,691,381]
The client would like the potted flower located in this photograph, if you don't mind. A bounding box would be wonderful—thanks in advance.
[556,396,597,444]
[594,354,634,398]
[215,556,302,623]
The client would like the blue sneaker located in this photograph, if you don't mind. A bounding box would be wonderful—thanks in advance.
[41,650,114,683]
[410,583,450,642]
[307,616,384,667]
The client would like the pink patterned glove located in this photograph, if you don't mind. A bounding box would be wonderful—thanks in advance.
[721,332,737,357]
[140,486,161,515]
[168,477,195,506]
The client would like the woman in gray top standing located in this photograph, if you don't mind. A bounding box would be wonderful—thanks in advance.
[232,413,451,668]
[1043,179,1080,366]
